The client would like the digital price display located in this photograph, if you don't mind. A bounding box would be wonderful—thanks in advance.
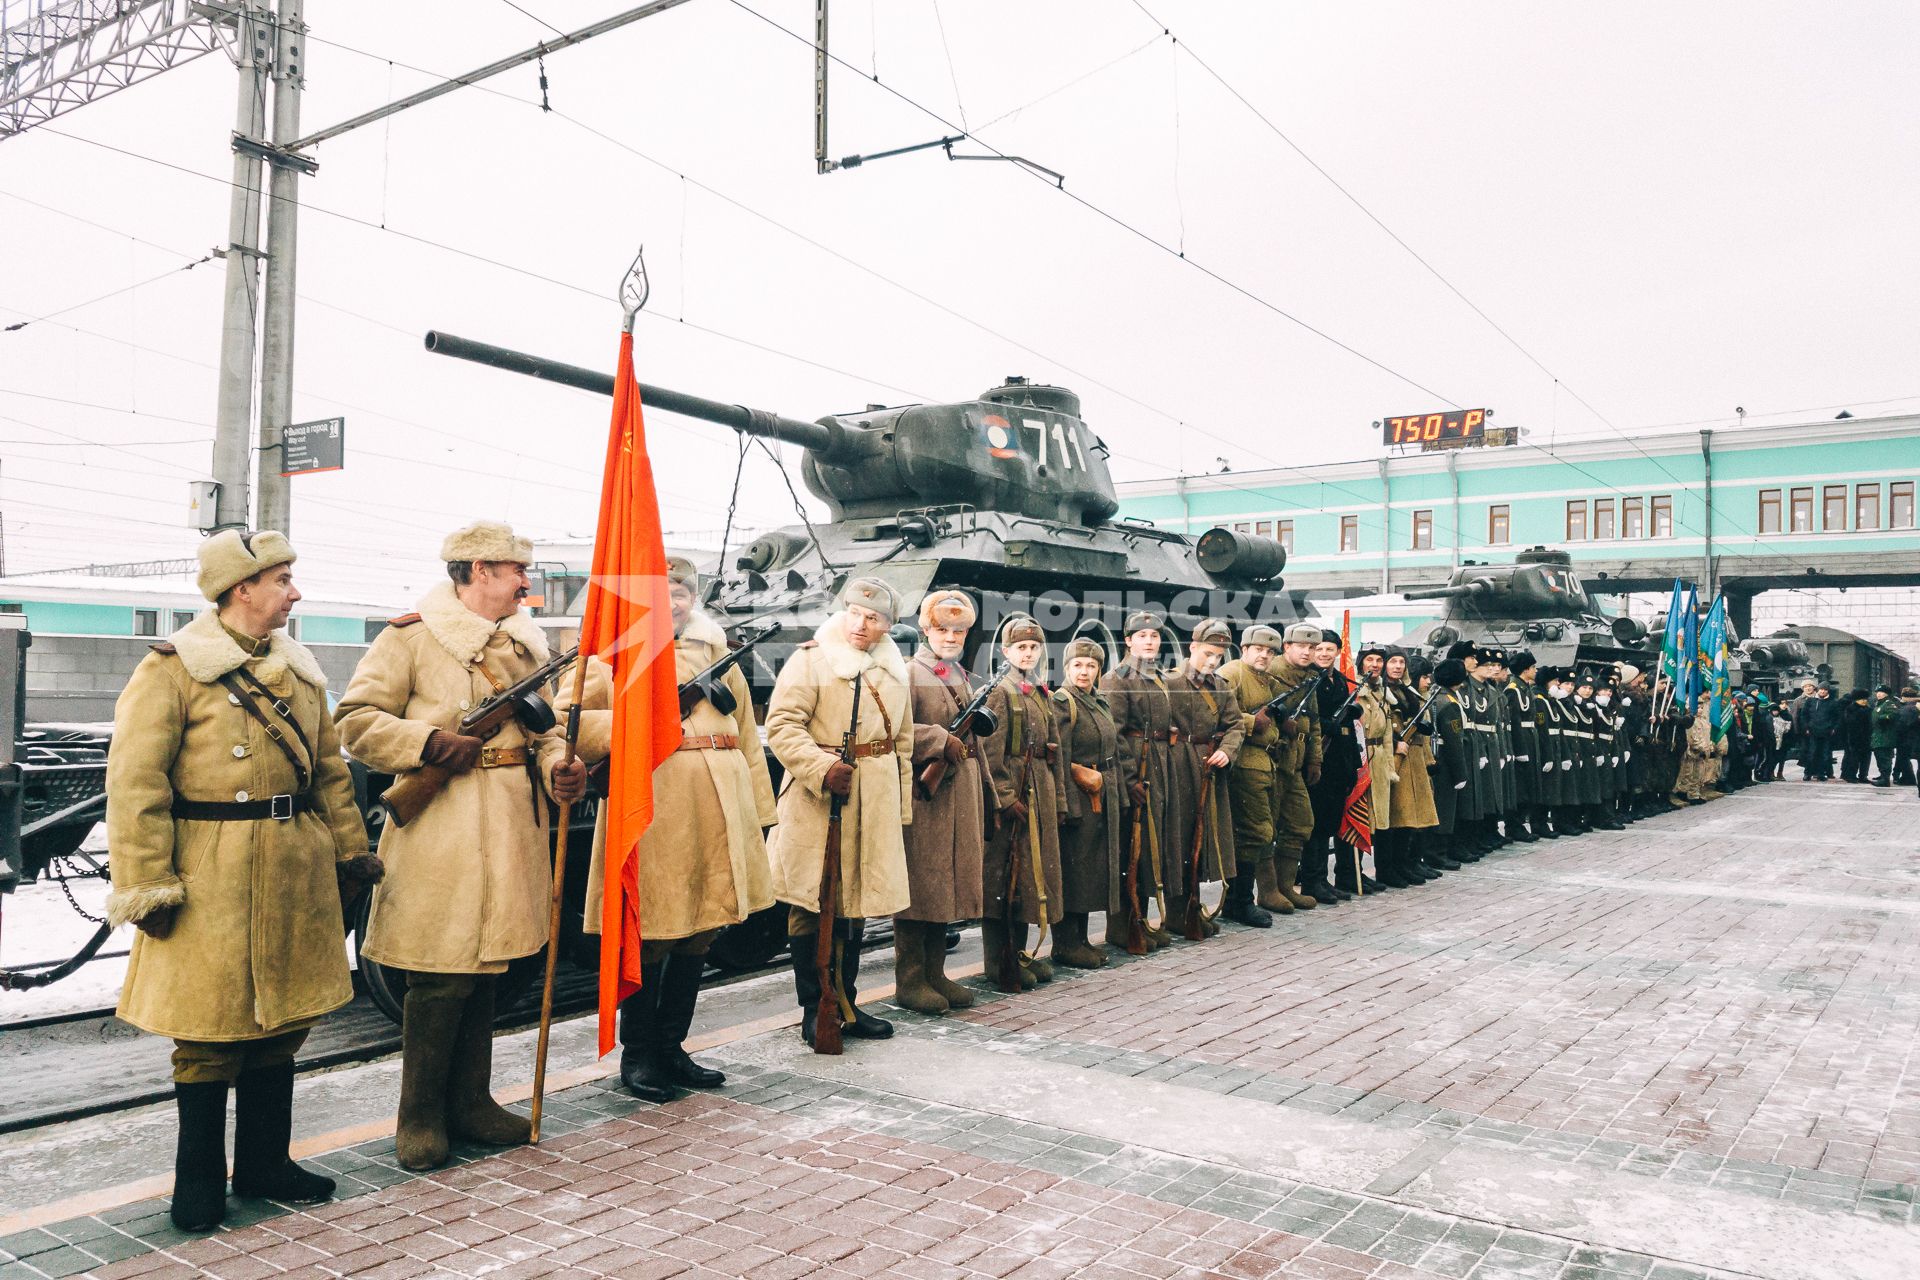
[1382,408,1488,447]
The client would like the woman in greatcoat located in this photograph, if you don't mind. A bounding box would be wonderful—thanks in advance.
[763,576,915,1046]
[554,558,776,1100]
[108,530,381,1230]
[1101,611,1177,947]
[1162,618,1245,938]
[1385,652,1442,878]
[1353,643,1404,886]
[893,589,990,1014]
[1052,636,1124,966]
[979,615,1068,990]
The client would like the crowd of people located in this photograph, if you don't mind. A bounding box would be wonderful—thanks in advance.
[103,523,1907,1233]
[1754,679,1920,787]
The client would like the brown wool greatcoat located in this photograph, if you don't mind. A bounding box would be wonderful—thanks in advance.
[764,617,914,919]
[1164,662,1245,886]
[1101,660,1175,897]
[1052,683,1124,915]
[1385,685,1440,830]
[336,583,570,974]
[106,611,368,1041]
[555,611,777,941]
[899,649,989,923]
[979,671,1067,927]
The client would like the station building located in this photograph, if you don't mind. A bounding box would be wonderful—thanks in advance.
[1114,412,1920,638]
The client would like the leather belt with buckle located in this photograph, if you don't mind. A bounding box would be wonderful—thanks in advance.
[172,794,314,822]
[817,740,895,759]
[677,734,740,752]
[478,745,529,768]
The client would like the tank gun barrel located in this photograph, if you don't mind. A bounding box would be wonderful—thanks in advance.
[1401,580,1492,602]
[424,330,842,457]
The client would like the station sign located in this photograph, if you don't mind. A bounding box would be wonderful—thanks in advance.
[281,417,345,476]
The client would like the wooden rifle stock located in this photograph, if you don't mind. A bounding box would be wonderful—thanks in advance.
[379,647,578,828]
[812,673,864,1056]
[1121,800,1148,955]
[1182,764,1217,941]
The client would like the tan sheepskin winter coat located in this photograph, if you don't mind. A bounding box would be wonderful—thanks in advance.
[763,615,914,919]
[336,583,569,974]
[106,610,368,1042]
[555,611,777,940]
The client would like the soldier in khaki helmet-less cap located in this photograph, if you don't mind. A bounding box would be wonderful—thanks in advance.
[1163,618,1245,938]
[1258,622,1326,912]
[764,575,915,1045]
[107,529,382,1231]
[335,520,588,1170]
[553,556,776,1101]
[1053,635,1124,967]
[1102,609,1177,947]
[1217,624,1286,928]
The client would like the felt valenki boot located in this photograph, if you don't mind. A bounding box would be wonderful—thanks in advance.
[889,919,950,1014]
[170,1081,229,1232]
[231,1063,335,1204]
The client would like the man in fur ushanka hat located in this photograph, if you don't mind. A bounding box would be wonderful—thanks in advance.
[553,555,777,1102]
[892,589,990,1014]
[337,520,588,1171]
[764,575,916,1047]
[108,529,382,1230]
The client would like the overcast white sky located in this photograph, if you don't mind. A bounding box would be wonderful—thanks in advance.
[2,1,1916,605]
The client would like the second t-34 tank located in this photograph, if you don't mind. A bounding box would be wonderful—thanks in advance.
[1394,546,1655,671]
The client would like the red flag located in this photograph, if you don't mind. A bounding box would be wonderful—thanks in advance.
[1338,610,1356,685]
[1338,766,1373,852]
[579,331,683,1057]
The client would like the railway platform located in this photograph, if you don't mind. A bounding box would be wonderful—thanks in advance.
[1,784,1915,1280]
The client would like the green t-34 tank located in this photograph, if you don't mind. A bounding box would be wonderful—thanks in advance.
[1395,546,1656,671]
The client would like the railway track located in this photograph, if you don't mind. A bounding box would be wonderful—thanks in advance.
[0,957,795,1135]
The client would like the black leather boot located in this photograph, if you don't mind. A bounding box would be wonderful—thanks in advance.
[231,1063,335,1204]
[1222,866,1273,927]
[656,954,725,1088]
[792,940,827,1047]
[838,926,894,1039]
[1506,811,1538,844]
[171,1081,229,1232]
[620,963,677,1101]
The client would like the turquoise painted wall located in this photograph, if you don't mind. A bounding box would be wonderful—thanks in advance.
[1118,432,1920,572]
[0,596,372,642]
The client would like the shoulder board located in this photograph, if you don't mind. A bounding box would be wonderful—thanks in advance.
[796,639,818,649]
[387,612,422,628]
[149,642,177,655]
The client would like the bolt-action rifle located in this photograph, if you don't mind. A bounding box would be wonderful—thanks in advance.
[812,673,864,1056]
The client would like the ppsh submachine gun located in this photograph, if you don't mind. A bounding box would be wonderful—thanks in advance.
[679,624,779,719]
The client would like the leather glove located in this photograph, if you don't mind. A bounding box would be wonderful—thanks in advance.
[336,855,386,921]
[422,729,484,772]
[943,734,969,765]
[1305,764,1322,786]
[1000,798,1029,824]
[824,761,855,797]
[550,758,589,804]
[1252,709,1274,735]
[1128,781,1149,806]
[1279,716,1300,738]
[135,905,178,940]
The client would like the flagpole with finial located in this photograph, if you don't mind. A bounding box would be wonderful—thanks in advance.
[530,248,649,1142]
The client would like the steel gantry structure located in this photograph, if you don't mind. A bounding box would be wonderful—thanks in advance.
[0,0,243,138]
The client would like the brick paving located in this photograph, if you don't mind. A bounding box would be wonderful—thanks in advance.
[1,787,1913,1280]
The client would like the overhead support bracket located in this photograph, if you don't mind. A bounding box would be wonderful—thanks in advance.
[231,130,317,173]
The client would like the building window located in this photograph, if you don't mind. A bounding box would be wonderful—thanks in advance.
[1232,521,1250,534]
[133,609,159,637]
[1893,482,1914,529]
[1823,484,1847,531]
[1411,509,1433,550]
[1623,497,1645,539]
[1565,500,1587,541]
[1593,498,1616,541]
[1488,504,1510,544]
[1339,515,1358,552]
[1651,495,1673,538]
[1790,487,1813,532]
[1857,484,1881,531]
[286,617,301,640]
[1255,520,1272,538]
[1276,520,1294,552]
[1758,489,1782,534]
[170,609,195,631]
[0,602,22,615]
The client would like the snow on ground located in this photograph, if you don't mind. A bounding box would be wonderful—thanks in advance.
[1,824,130,1023]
